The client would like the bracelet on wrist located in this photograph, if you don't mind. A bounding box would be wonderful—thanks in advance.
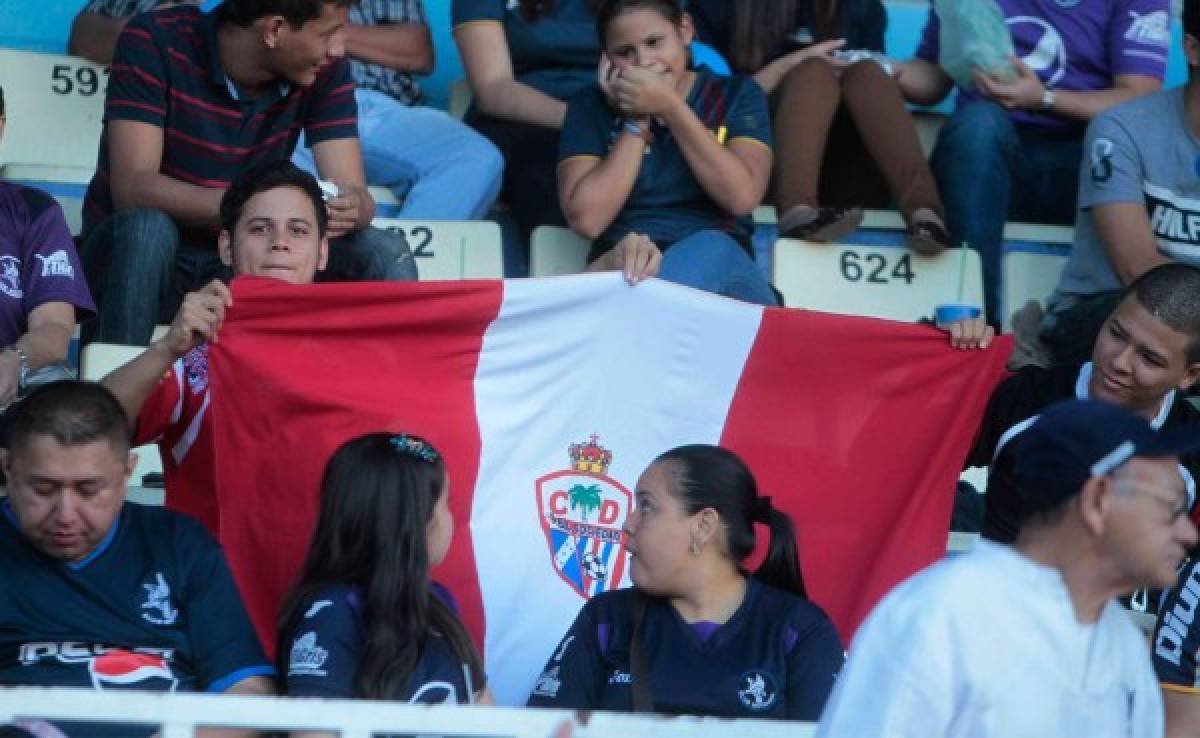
[621,118,647,140]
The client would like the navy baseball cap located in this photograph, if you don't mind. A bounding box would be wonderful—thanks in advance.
[1014,399,1200,513]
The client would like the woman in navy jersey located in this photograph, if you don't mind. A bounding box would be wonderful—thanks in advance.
[276,433,489,705]
[557,0,777,305]
[528,444,844,719]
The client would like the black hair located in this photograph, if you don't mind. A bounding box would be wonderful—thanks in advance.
[654,444,806,597]
[218,0,353,29]
[219,160,328,238]
[1120,263,1200,364]
[1187,0,1200,42]
[276,433,485,700]
[518,0,603,22]
[7,381,131,458]
[595,0,684,46]
[726,1,799,74]
[0,84,5,119]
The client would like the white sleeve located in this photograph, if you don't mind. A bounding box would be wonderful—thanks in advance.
[815,580,957,738]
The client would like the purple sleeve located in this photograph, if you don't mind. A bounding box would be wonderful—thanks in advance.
[1109,0,1170,80]
[20,192,95,319]
[914,7,940,64]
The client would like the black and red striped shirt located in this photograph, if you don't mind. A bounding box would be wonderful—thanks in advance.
[83,5,358,249]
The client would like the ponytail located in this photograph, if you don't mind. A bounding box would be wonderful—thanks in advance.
[752,505,806,598]
[654,445,809,599]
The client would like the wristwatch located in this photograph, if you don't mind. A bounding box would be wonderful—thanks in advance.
[7,344,29,391]
[1039,88,1057,112]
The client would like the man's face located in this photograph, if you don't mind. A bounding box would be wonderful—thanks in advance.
[3,436,134,564]
[218,185,328,283]
[268,3,348,87]
[1103,457,1198,589]
[1089,296,1200,414]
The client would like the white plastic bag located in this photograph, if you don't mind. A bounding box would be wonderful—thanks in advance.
[934,0,1017,89]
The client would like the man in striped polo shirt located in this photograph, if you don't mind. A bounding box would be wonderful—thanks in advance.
[80,0,416,346]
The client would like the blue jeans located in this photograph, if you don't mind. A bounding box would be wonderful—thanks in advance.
[659,230,779,306]
[931,101,1082,322]
[81,208,416,345]
[294,89,504,220]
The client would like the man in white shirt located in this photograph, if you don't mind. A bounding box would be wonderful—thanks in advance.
[818,398,1200,738]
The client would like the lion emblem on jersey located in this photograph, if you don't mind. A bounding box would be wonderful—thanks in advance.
[535,435,631,599]
[140,572,179,626]
[737,670,778,711]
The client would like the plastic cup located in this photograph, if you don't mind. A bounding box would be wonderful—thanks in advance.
[934,303,982,328]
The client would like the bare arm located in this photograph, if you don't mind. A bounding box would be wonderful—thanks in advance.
[974,61,1161,123]
[558,135,646,239]
[453,21,567,128]
[344,21,433,75]
[752,41,845,95]
[659,95,772,216]
[101,280,232,434]
[196,676,275,738]
[311,137,375,235]
[0,301,77,408]
[1164,689,1200,738]
[107,120,225,227]
[67,12,128,65]
[1092,201,1169,285]
[894,57,955,107]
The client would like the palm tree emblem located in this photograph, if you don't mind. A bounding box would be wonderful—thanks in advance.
[568,484,603,521]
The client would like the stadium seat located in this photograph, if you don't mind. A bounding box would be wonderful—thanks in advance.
[773,237,984,323]
[79,340,165,498]
[999,223,1073,330]
[371,217,504,279]
[529,225,590,277]
[0,48,105,176]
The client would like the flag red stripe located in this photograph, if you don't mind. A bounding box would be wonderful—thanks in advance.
[210,277,505,654]
[720,308,1012,642]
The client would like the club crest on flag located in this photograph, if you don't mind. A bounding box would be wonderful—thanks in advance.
[536,435,631,599]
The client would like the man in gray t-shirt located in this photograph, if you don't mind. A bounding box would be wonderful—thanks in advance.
[1041,5,1200,366]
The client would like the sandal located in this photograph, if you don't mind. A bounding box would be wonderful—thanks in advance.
[782,206,864,243]
[906,216,949,255]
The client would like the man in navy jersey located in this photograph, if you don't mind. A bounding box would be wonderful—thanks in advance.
[0,381,272,736]
[80,0,416,346]
[1153,553,1200,738]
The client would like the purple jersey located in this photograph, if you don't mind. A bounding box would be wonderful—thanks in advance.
[0,183,94,346]
[916,0,1169,128]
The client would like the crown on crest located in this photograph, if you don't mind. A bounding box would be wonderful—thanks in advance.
[569,434,612,475]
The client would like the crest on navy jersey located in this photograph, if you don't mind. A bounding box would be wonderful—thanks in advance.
[737,670,778,711]
[140,572,178,626]
[0,256,22,299]
[536,435,631,599]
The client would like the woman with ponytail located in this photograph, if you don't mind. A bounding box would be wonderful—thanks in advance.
[527,444,843,719]
[277,432,489,711]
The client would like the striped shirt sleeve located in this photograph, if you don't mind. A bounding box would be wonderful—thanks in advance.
[302,58,360,145]
[105,12,169,128]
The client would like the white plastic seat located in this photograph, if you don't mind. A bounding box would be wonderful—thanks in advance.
[999,224,1073,330]
[529,225,590,277]
[772,237,984,323]
[371,217,504,279]
[0,49,106,172]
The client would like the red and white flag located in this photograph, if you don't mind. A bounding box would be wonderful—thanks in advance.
[209,275,1010,705]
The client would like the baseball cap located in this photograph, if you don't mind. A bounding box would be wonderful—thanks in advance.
[1014,399,1200,514]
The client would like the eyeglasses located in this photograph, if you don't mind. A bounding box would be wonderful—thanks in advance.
[1125,484,1190,523]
